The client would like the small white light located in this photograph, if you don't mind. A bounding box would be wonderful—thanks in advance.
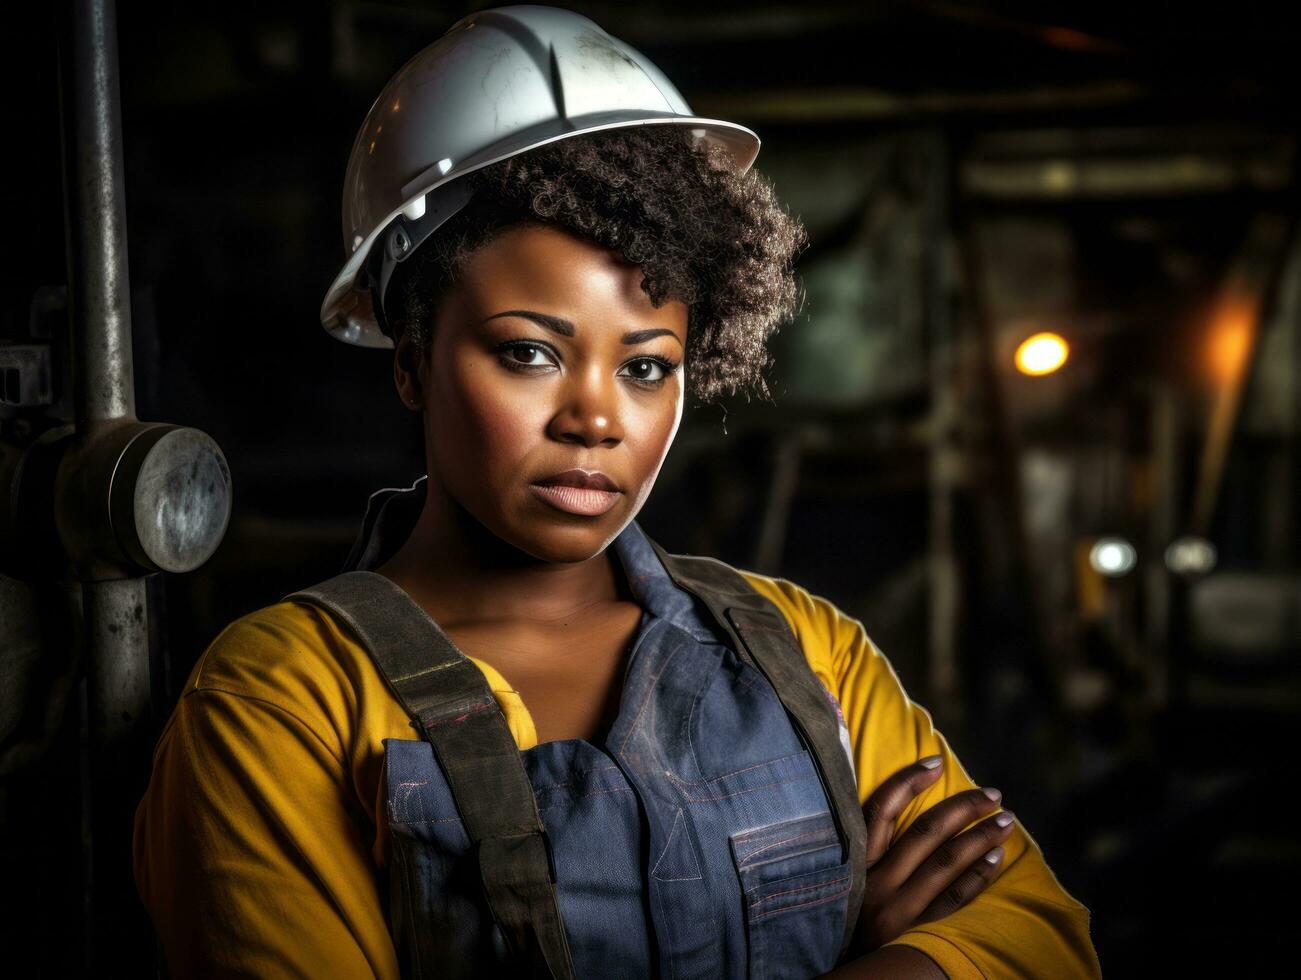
[1165,536,1217,576]
[1089,537,1136,577]
[437,157,454,175]
[351,234,363,252]
[402,196,427,221]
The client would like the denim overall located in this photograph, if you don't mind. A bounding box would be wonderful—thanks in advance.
[344,482,855,979]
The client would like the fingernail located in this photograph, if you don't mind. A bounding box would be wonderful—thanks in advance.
[982,787,1002,803]
[984,846,1004,864]
[994,811,1015,828]
[919,755,943,770]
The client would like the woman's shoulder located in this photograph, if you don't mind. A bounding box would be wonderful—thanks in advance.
[730,569,934,778]
[726,567,883,692]
[734,569,833,626]
[177,598,373,710]
[730,568,864,644]
[175,596,529,747]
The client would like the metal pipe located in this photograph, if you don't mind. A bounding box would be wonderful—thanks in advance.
[58,0,154,971]
[84,578,151,746]
[79,576,152,972]
[61,0,135,425]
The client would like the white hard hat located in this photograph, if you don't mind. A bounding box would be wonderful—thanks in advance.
[321,4,762,348]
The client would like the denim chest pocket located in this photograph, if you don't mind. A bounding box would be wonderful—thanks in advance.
[730,811,851,980]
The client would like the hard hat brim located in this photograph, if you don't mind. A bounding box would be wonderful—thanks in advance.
[320,115,760,349]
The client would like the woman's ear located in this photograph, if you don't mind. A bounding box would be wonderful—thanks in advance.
[393,330,426,411]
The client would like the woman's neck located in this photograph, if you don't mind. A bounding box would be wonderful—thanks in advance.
[376,477,626,629]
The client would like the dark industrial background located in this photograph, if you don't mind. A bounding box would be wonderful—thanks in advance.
[3,1,1298,976]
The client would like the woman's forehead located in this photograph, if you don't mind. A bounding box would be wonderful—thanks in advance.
[452,224,687,335]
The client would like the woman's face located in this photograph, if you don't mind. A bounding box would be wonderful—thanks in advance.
[398,223,688,564]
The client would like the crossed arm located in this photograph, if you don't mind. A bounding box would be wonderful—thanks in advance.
[744,571,1103,979]
[828,759,1016,978]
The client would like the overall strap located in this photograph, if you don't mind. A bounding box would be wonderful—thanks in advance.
[649,544,868,962]
[287,571,575,980]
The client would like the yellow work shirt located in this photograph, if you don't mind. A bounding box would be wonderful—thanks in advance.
[133,570,1101,978]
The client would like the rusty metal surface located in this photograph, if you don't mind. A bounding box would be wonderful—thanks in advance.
[53,418,144,573]
[63,0,134,424]
[55,2,156,971]
[83,577,150,743]
[118,426,232,573]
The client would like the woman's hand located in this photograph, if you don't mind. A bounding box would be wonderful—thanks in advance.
[851,757,1015,954]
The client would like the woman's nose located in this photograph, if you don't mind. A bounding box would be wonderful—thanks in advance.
[547,369,624,448]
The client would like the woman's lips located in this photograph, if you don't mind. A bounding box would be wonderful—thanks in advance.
[528,483,622,516]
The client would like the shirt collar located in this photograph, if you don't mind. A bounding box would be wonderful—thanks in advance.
[343,475,722,643]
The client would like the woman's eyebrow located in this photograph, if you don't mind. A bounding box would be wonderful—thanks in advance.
[622,327,681,347]
[486,310,575,336]
[484,310,682,347]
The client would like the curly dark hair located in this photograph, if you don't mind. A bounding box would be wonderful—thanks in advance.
[383,125,806,403]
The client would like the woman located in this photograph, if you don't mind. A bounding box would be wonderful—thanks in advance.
[134,7,1100,978]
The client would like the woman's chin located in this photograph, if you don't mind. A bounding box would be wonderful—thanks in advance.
[508,521,625,565]
[487,502,634,565]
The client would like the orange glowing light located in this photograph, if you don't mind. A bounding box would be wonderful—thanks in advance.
[1207,305,1253,384]
[1014,332,1069,376]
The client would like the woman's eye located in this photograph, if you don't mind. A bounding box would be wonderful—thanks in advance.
[509,345,546,365]
[621,357,674,384]
[497,343,556,371]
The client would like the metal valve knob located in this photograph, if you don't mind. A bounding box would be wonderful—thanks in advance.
[55,421,232,576]
[107,424,231,573]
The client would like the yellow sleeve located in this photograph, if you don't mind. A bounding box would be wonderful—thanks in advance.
[132,605,402,979]
[132,593,554,973]
[133,599,542,979]
[741,572,1102,980]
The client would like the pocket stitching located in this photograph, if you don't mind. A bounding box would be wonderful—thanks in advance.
[749,878,851,922]
[738,828,839,868]
[741,843,840,882]
[751,873,851,910]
